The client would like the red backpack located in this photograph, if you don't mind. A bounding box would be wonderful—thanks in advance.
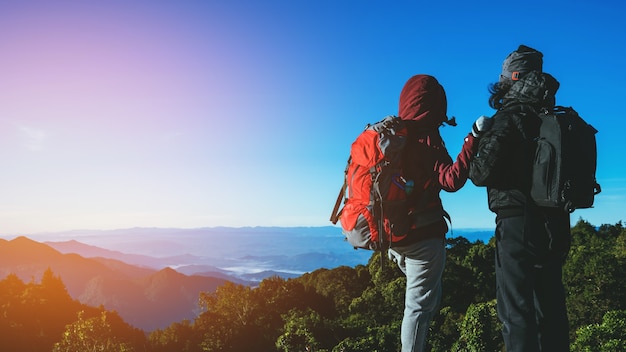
[330,115,414,250]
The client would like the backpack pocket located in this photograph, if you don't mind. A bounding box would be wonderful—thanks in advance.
[531,138,560,207]
[382,200,410,243]
[339,202,380,250]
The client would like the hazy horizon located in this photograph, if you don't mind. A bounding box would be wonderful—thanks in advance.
[0,226,498,286]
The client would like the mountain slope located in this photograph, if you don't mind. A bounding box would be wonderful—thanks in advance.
[46,239,205,269]
[0,237,227,331]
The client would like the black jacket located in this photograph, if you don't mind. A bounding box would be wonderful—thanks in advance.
[469,71,560,218]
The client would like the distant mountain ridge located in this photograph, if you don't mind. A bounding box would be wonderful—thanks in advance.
[35,226,377,280]
[5,226,494,284]
[45,239,204,270]
[24,226,493,276]
[0,237,227,331]
[0,227,494,331]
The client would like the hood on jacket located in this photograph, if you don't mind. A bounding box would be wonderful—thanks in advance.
[398,75,449,129]
[503,71,560,109]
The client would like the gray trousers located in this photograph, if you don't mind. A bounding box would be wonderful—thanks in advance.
[389,238,446,352]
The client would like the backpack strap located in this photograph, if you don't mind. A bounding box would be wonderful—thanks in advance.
[330,156,351,224]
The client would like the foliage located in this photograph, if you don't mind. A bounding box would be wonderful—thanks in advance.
[186,276,332,351]
[332,321,400,352]
[441,236,495,314]
[452,300,503,352]
[147,320,195,352]
[571,310,626,351]
[0,269,145,352]
[564,220,626,334]
[427,306,463,352]
[275,309,324,352]
[53,311,136,352]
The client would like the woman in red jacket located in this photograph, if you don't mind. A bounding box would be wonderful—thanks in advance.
[388,74,490,351]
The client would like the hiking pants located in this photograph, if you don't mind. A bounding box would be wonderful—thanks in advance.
[495,207,571,352]
[389,237,445,352]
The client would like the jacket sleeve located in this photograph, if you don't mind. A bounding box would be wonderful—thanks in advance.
[469,116,510,187]
[435,133,478,192]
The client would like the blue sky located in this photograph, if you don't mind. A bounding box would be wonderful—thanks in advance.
[0,0,624,234]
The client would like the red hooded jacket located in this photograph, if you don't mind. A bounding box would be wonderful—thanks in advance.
[395,75,477,245]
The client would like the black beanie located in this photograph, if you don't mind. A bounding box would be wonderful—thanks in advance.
[500,45,543,83]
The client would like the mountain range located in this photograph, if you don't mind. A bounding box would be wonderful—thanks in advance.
[0,226,493,331]
[0,236,229,331]
[32,226,377,281]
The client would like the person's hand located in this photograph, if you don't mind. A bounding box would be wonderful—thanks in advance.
[472,115,493,137]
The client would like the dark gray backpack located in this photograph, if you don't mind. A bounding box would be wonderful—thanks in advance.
[530,106,601,212]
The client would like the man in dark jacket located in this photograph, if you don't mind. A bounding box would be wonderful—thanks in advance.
[470,45,571,351]
[389,74,491,352]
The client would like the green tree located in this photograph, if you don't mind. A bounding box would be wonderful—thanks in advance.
[0,274,31,350]
[442,237,482,313]
[196,282,254,351]
[276,308,325,352]
[0,270,124,352]
[251,276,319,351]
[427,306,463,352]
[565,220,626,332]
[333,252,403,352]
[452,299,503,352]
[332,320,400,352]
[53,311,135,352]
[460,239,496,304]
[297,266,370,316]
[571,310,626,351]
[611,222,626,259]
[148,320,196,352]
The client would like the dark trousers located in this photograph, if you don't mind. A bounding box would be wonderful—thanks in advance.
[495,207,571,352]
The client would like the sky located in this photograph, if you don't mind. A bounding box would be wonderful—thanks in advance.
[0,0,624,235]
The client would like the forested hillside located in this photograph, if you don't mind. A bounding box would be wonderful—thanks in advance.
[1,220,624,351]
[0,236,228,331]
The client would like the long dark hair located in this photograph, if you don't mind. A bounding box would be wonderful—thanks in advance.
[488,81,513,110]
